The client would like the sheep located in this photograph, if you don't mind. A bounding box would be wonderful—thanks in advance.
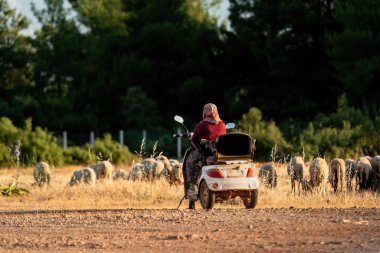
[345,159,358,191]
[370,156,380,191]
[140,158,166,180]
[128,163,145,181]
[91,160,114,180]
[356,156,373,190]
[287,156,305,195]
[169,159,180,166]
[328,158,345,193]
[301,179,313,192]
[259,163,277,188]
[68,167,96,186]
[33,161,51,187]
[113,169,128,181]
[156,155,173,178]
[309,158,329,196]
[170,163,183,185]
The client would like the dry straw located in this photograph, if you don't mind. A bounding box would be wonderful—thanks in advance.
[0,163,379,211]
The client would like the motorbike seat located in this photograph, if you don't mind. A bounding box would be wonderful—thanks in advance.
[214,133,256,163]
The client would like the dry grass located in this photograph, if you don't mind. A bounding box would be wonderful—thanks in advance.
[0,162,379,211]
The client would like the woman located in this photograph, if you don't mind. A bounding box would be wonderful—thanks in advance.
[186,103,226,199]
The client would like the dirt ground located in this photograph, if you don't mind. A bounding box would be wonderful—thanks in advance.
[0,207,379,252]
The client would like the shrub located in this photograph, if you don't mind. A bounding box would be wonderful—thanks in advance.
[85,133,135,164]
[20,119,65,166]
[63,146,90,165]
[0,181,29,196]
[237,107,290,161]
[296,96,378,159]
[0,117,64,166]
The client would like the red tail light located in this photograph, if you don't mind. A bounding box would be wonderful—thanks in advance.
[246,167,255,177]
[207,169,224,178]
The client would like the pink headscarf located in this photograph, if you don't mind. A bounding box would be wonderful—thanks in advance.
[202,103,222,124]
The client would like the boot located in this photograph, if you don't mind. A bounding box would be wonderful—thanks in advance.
[187,184,198,200]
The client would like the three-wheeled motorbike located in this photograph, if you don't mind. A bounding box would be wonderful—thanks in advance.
[174,115,259,209]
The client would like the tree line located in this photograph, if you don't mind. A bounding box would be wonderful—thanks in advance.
[1,0,379,161]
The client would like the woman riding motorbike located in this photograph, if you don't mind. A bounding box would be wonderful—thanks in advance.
[185,103,226,199]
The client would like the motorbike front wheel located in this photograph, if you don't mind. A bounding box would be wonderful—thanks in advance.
[243,189,258,209]
[199,180,215,209]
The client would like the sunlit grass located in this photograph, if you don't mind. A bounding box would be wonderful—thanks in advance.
[0,162,378,211]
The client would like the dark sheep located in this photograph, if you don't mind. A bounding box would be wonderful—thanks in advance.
[356,157,373,190]
[259,163,277,188]
[287,156,305,195]
[370,156,380,191]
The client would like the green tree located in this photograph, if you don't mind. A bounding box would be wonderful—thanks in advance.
[0,0,34,125]
[328,0,380,114]
[30,0,86,131]
[67,0,226,132]
[226,0,341,121]
[297,95,377,159]
[237,107,289,161]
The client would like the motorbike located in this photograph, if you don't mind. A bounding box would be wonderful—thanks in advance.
[173,115,259,209]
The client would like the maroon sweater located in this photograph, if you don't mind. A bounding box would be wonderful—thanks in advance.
[191,120,226,144]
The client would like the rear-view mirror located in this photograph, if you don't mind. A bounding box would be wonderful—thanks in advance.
[226,123,236,130]
[174,115,184,124]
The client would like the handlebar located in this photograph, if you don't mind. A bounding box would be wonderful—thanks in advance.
[172,133,193,138]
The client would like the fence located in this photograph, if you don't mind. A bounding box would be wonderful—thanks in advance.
[60,129,183,159]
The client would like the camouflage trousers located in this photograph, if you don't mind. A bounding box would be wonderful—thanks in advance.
[185,149,204,186]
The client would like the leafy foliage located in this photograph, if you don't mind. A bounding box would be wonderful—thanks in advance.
[237,107,290,160]
[328,0,380,114]
[1,0,380,161]
[0,181,29,196]
[296,96,378,159]
[86,133,135,164]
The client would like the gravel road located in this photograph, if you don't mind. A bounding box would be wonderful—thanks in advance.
[0,207,379,252]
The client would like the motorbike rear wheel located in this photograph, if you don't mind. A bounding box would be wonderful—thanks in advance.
[199,180,215,209]
[243,189,258,209]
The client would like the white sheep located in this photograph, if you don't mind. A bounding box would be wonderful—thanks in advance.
[113,168,128,181]
[287,156,305,195]
[128,163,145,181]
[156,155,173,179]
[309,158,329,196]
[170,163,183,185]
[328,158,345,193]
[68,167,96,186]
[141,158,165,180]
[169,159,180,166]
[91,160,114,180]
[33,161,51,187]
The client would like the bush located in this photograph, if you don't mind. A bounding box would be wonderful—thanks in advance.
[237,107,290,161]
[0,118,143,167]
[0,117,64,166]
[20,119,65,166]
[85,133,135,164]
[0,117,19,166]
[63,146,90,165]
[295,96,378,159]
[0,181,29,196]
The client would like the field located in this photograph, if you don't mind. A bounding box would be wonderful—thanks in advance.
[0,162,379,210]
[0,162,379,252]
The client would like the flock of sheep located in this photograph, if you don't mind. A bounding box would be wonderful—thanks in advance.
[32,155,183,188]
[32,154,380,197]
[259,156,380,195]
